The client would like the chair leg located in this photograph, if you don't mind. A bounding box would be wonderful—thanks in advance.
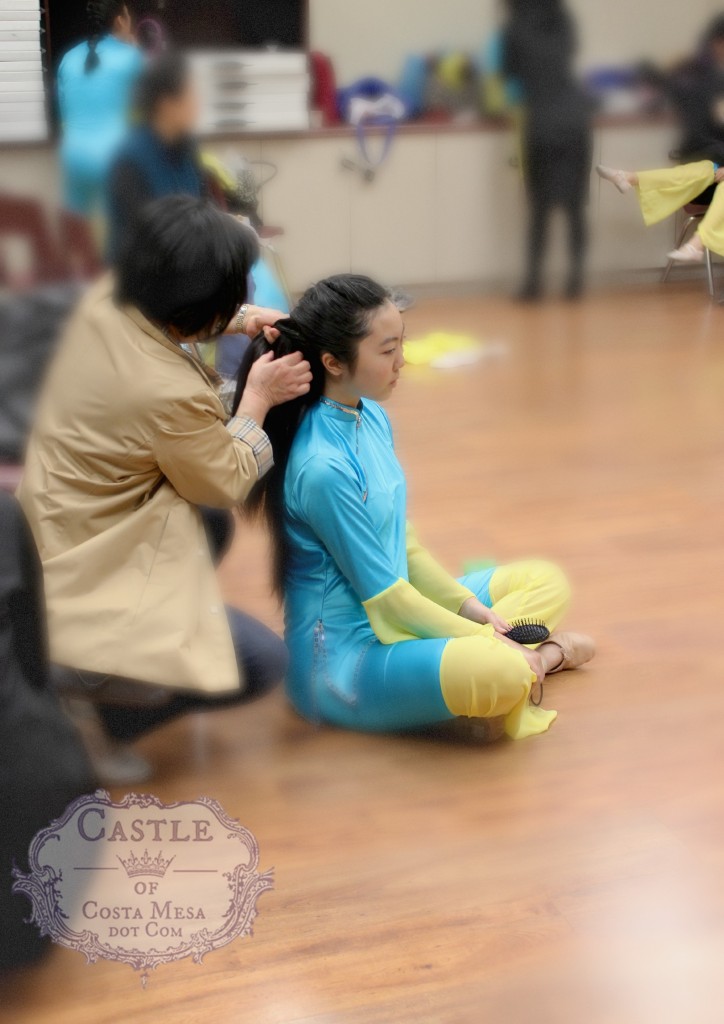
[661,215,698,283]
[705,247,715,298]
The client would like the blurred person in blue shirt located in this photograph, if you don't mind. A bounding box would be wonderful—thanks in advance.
[57,2,143,220]
[107,51,288,376]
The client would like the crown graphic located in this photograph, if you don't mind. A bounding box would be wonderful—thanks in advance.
[117,849,174,878]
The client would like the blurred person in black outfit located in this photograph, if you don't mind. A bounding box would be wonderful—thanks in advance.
[0,493,94,971]
[502,0,593,300]
[596,16,724,266]
[648,15,724,167]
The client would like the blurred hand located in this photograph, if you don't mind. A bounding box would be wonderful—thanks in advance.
[459,596,510,634]
[715,168,724,183]
[237,351,312,423]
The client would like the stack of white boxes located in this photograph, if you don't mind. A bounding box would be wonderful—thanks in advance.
[189,50,309,136]
[0,0,47,143]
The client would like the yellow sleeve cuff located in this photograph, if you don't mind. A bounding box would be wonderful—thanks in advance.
[362,578,493,645]
[406,522,475,613]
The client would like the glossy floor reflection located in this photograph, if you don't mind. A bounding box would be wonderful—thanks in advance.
[3,283,724,1023]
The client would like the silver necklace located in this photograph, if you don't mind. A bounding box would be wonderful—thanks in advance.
[319,397,367,501]
[320,396,361,419]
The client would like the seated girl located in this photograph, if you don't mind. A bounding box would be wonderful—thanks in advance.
[235,275,595,739]
[596,161,724,264]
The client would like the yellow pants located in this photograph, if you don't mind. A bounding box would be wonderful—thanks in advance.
[636,160,724,257]
[440,560,571,740]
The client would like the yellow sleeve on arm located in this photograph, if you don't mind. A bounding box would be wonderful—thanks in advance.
[362,578,494,645]
[406,522,475,612]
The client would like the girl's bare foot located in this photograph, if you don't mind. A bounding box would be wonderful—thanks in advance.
[596,165,636,193]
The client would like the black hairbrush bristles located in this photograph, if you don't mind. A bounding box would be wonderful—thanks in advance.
[504,619,550,646]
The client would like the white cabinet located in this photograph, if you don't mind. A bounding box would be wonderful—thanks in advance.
[246,121,688,294]
[259,135,440,292]
[435,132,525,284]
[189,51,310,136]
[259,138,353,289]
[349,136,437,285]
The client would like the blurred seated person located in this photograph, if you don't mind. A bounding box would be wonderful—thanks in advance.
[236,275,595,741]
[17,196,312,775]
[57,1,143,223]
[107,49,287,375]
[596,160,724,263]
[596,17,724,264]
[106,50,202,264]
[641,15,724,169]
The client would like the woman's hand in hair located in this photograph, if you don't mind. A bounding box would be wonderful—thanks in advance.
[237,351,312,424]
[232,305,289,342]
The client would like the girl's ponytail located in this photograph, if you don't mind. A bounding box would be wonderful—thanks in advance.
[233,275,390,595]
[84,1,126,73]
[233,318,324,594]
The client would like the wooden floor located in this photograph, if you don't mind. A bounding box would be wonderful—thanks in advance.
[4,282,724,1023]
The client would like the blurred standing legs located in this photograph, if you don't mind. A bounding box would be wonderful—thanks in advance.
[519,131,592,301]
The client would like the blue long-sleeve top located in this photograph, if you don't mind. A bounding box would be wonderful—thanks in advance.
[282,398,487,718]
[57,36,143,169]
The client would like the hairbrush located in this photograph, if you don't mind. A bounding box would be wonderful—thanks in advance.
[504,619,550,645]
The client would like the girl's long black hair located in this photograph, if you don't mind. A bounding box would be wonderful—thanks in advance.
[233,274,390,595]
[85,1,127,73]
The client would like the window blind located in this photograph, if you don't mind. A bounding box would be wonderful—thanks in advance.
[0,0,47,143]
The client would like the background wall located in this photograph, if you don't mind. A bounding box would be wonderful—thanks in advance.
[571,0,720,67]
[3,0,724,293]
[310,0,724,85]
[310,0,492,83]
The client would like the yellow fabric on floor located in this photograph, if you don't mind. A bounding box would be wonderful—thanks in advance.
[403,332,482,367]
[636,160,715,226]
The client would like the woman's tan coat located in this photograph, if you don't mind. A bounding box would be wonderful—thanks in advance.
[17,276,273,694]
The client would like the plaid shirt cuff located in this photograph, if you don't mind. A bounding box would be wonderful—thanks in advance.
[226,415,274,479]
